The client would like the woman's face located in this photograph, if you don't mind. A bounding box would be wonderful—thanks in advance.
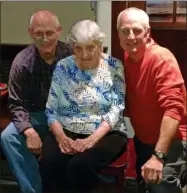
[73,41,102,69]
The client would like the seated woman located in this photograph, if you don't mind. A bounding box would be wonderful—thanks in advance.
[40,20,128,193]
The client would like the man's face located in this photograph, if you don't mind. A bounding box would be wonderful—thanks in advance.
[29,18,61,58]
[118,14,150,55]
[73,41,102,68]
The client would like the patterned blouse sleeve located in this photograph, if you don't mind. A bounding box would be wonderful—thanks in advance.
[102,60,125,129]
[45,62,63,125]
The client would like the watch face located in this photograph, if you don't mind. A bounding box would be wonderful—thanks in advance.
[154,151,166,161]
[157,152,163,159]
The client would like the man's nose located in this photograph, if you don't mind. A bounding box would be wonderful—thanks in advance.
[128,29,135,39]
[43,34,49,42]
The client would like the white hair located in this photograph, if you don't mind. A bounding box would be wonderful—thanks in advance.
[29,10,60,28]
[67,20,106,45]
[117,7,150,30]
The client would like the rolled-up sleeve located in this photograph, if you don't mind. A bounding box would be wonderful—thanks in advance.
[153,51,185,121]
[8,62,33,133]
[102,61,125,129]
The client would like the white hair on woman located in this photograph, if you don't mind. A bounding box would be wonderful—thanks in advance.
[67,20,106,45]
[117,7,150,30]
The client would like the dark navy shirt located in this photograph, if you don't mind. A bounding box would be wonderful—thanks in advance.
[8,41,72,133]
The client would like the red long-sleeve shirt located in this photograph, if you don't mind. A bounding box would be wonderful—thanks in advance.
[124,39,186,144]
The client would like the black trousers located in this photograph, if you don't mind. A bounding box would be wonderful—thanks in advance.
[134,136,155,184]
[134,136,186,193]
[40,129,128,193]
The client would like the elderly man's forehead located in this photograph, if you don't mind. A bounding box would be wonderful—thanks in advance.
[34,10,54,17]
[31,14,58,30]
[120,11,147,29]
[34,13,54,22]
[122,11,144,22]
[31,10,58,25]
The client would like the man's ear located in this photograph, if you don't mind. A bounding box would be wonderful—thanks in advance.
[57,26,62,37]
[118,30,121,40]
[28,27,34,39]
[146,27,151,38]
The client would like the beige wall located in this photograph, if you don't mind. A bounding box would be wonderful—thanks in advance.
[97,1,111,55]
[1,1,94,44]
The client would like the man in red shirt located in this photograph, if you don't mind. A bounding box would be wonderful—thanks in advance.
[117,7,186,193]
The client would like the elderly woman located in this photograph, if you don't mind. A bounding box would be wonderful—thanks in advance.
[40,20,128,193]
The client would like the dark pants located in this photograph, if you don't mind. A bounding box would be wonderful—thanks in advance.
[40,129,128,193]
[134,136,186,193]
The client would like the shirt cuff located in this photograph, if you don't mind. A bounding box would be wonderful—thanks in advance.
[14,121,33,133]
[47,118,58,126]
[164,110,182,121]
[102,113,120,129]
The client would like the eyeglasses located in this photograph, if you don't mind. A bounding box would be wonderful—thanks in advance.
[33,31,56,39]
[120,28,143,36]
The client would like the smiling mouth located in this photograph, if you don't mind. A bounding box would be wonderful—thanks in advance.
[126,43,136,46]
[81,59,91,61]
[41,43,51,47]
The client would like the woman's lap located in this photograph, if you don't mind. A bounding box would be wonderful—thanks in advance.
[40,130,128,191]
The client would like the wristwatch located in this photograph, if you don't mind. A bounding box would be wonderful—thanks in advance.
[153,150,167,162]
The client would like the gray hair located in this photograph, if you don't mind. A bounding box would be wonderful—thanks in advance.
[67,20,106,45]
[29,10,60,28]
[117,7,150,30]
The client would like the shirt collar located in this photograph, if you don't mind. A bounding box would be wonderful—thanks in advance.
[35,41,61,65]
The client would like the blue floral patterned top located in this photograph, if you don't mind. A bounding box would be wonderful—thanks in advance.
[46,54,127,135]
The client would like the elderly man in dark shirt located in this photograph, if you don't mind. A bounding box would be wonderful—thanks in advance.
[0,10,72,193]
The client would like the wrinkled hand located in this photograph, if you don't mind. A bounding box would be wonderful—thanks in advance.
[141,156,163,184]
[24,128,42,156]
[72,138,95,153]
[58,136,75,155]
